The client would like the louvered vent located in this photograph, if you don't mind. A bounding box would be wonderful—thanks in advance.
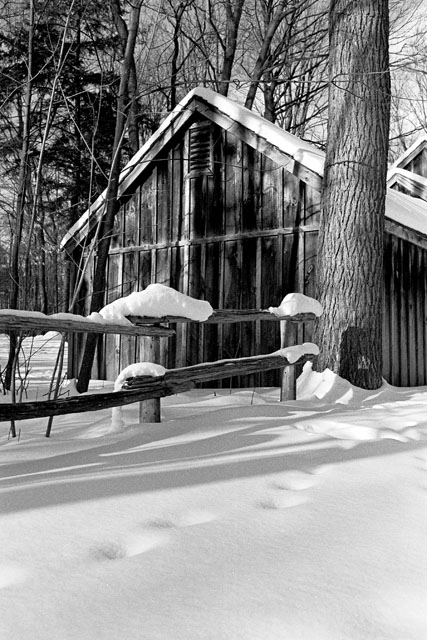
[189,124,212,174]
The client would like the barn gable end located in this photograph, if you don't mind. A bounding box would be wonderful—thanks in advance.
[63,90,427,388]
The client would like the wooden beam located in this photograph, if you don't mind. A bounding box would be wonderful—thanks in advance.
[128,310,318,325]
[106,225,320,255]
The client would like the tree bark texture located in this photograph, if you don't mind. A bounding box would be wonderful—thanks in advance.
[314,0,391,389]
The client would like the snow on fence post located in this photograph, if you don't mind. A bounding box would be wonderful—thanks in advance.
[139,331,161,423]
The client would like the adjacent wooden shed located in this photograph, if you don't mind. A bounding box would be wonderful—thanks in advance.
[62,88,427,387]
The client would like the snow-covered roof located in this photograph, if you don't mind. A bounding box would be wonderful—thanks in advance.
[385,189,427,237]
[61,88,427,251]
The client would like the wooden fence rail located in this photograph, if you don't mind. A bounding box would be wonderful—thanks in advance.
[0,352,317,422]
[128,310,317,325]
[0,309,316,336]
[0,312,173,337]
[0,307,319,424]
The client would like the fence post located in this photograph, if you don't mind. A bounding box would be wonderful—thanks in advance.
[280,320,297,401]
[139,332,161,423]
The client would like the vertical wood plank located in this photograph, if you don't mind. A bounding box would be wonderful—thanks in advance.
[415,245,425,384]
[187,244,202,367]
[398,238,409,386]
[261,156,281,230]
[283,171,300,228]
[422,248,427,385]
[206,124,224,237]
[260,236,281,386]
[303,184,321,226]
[156,159,169,244]
[222,240,241,386]
[382,233,392,384]
[224,132,242,235]
[242,144,258,232]
[168,245,186,369]
[204,242,221,372]
[140,172,155,244]
[389,234,400,385]
[170,143,183,240]
[124,194,139,246]
[408,243,418,386]
[241,237,258,387]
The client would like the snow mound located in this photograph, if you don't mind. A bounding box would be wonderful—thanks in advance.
[297,362,377,404]
[114,362,167,392]
[100,284,213,324]
[295,363,425,442]
[268,293,323,317]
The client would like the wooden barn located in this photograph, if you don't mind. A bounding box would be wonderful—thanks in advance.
[62,88,427,388]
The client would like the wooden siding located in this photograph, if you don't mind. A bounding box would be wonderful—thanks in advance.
[96,123,319,386]
[73,117,427,389]
[383,232,427,386]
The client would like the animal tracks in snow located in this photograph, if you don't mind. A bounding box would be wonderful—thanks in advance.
[271,470,317,491]
[257,468,325,510]
[257,493,308,510]
[91,509,218,562]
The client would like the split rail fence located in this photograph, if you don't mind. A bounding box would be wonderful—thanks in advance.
[0,309,318,423]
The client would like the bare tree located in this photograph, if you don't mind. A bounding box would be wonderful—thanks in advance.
[76,0,144,393]
[218,0,246,96]
[244,0,289,110]
[4,0,34,390]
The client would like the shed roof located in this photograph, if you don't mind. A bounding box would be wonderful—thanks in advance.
[61,88,427,252]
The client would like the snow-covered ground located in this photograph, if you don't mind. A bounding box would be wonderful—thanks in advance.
[1,333,427,640]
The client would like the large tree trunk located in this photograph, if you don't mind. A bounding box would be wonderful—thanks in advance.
[314,0,391,389]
